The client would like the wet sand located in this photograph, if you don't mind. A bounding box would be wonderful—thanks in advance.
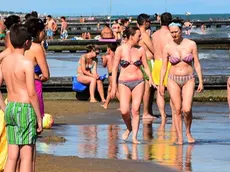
[37,100,175,172]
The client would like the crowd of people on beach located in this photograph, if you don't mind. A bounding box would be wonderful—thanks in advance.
[0,10,229,172]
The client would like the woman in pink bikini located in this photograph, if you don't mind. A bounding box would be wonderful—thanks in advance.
[111,26,155,144]
[159,20,203,145]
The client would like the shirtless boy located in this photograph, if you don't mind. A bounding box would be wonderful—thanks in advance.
[2,24,42,172]
[101,43,119,109]
[60,16,68,40]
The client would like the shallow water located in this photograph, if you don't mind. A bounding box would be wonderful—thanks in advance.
[47,50,230,77]
[37,103,230,172]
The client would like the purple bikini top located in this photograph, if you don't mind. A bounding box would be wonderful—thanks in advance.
[168,53,194,65]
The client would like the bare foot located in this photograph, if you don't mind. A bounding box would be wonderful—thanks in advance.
[101,99,106,103]
[142,114,157,120]
[175,138,183,145]
[132,138,141,144]
[122,129,131,141]
[175,141,184,145]
[100,103,108,109]
[90,99,98,103]
[187,133,195,143]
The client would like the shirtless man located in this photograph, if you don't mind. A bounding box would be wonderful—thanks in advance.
[101,24,114,39]
[137,13,155,120]
[151,12,174,130]
[46,15,56,40]
[183,20,192,35]
[60,16,68,40]
[101,43,119,109]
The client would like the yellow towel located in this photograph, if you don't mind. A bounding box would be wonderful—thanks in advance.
[0,99,8,171]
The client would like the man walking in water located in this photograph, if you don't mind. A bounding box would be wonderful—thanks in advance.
[137,13,155,120]
[151,12,174,130]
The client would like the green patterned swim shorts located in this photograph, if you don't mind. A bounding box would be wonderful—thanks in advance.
[4,102,37,145]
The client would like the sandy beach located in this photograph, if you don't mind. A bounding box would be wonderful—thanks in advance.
[36,100,175,172]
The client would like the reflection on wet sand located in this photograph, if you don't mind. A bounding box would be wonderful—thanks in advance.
[142,123,193,171]
[78,126,98,156]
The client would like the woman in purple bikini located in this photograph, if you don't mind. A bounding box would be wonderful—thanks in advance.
[159,19,203,145]
[111,26,155,144]
[25,18,50,119]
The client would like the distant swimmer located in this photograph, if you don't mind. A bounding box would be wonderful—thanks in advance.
[183,20,192,35]
[101,24,114,39]
[60,16,68,40]
[159,19,203,145]
[201,23,206,34]
[151,12,174,131]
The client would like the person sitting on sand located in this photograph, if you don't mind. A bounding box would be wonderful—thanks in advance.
[111,26,155,144]
[82,32,91,40]
[101,24,114,39]
[101,43,120,109]
[77,44,106,103]
[159,19,203,145]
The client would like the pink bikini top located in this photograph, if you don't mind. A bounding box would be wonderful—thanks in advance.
[168,53,194,65]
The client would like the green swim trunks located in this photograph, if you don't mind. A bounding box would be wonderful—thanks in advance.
[0,33,5,39]
[141,59,153,81]
[4,102,37,145]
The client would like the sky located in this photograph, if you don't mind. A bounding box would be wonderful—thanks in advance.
[1,0,230,16]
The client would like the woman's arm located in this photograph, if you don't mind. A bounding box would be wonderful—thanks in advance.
[192,41,203,92]
[35,44,50,82]
[80,56,95,77]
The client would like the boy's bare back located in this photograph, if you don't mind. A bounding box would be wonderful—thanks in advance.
[1,52,34,103]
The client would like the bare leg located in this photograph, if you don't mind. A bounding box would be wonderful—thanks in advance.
[4,145,19,172]
[182,79,195,143]
[119,84,132,141]
[131,82,145,144]
[102,85,111,109]
[227,78,230,118]
[78,75,97,102]
[19,145,34,172]
[170,99,176,132]
[167,79,183,145]
[156,88,167,129]
[97,80,106,102]
[143,81,155,119]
